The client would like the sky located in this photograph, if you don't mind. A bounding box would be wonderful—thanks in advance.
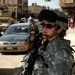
[28,0,61,9]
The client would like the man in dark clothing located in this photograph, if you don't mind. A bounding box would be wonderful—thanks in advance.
[21,9,74,75]
[31,9,74,75]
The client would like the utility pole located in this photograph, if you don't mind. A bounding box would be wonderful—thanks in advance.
[22,0,23,12]
[15,0,18,19]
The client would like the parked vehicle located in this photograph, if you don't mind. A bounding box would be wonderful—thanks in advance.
[0,22,39,53]
[0,10,17,31]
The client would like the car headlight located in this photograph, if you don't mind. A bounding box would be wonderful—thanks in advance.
[0,42,3,45]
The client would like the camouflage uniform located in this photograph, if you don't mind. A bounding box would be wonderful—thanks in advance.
[21,9,74,75]
[32,37,74,75]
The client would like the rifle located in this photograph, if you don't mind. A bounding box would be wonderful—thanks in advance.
[20,33,43,75]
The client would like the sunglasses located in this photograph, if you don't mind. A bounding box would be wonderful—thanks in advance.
[41,23,55,29]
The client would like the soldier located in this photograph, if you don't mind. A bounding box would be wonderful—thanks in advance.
[31,9,74,75]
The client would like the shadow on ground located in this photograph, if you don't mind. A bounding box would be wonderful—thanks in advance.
[1,50,31,55]
[0,67,22,75]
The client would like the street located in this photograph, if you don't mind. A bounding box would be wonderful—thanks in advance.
[0,53,25,75]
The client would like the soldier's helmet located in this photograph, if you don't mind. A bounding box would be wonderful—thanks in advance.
[38,9,68,30]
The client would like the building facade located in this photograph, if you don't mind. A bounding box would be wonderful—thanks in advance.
[58,0,75,24]
[28,3,46,18]
[0,0,28,19]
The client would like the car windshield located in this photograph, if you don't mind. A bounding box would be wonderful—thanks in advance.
[4,25,29,35]
[0,19,9,23]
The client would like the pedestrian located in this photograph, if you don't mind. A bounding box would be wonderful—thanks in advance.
[31,9,74,75]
